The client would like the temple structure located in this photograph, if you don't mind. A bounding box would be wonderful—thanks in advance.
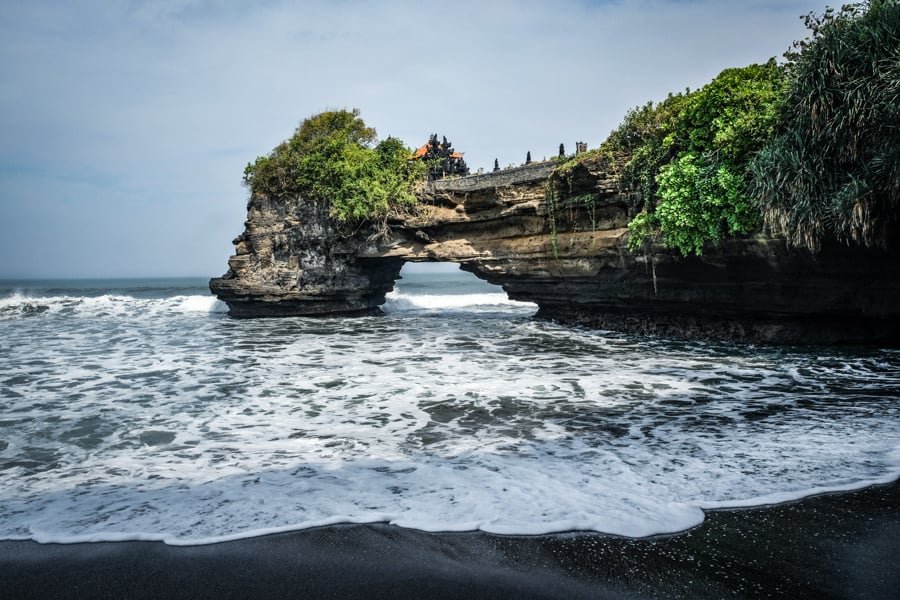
[412,134,469,180]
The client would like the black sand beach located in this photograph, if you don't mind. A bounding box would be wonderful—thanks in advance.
[1,480,897,599]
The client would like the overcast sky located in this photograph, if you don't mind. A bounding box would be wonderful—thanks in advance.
[0,0,825,278]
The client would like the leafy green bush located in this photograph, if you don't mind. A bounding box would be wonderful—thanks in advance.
[652,155,755,255]
[622,61,784,255]
[243,109,425,224]
[609,93,691,204]
[750,0,900,251]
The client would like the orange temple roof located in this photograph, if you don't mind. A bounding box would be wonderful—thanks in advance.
[412,144,464,159]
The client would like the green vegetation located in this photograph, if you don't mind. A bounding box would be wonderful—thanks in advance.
[557,0,897,256]
[243,109,425,224]
[240,1,897,255]
[545,185,560,258]
[608,61,786,255]
[751,0,900,251]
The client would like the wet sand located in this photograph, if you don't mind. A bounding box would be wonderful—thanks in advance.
[2,480,897,599]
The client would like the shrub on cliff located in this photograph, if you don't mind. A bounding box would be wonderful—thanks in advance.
[750,0,900,251]
[614,61,786,255]
[243,109,425,224]
[602,92,692,204]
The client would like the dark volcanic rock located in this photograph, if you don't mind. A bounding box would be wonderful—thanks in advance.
[210,161,900,344]
[209,192,404,318]
[520,239,900,345]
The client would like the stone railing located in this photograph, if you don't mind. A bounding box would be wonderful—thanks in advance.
[429,161,556,193]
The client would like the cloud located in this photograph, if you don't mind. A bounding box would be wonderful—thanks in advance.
[0,0,825,277]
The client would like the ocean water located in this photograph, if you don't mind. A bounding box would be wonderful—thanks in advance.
[0,269,898,545]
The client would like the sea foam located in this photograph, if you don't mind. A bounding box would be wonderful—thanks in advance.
[0,293,227,320]
[1,284,898,545]
[384,291,536,313]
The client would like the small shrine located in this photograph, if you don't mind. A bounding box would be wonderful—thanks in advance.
[413,134,470,180]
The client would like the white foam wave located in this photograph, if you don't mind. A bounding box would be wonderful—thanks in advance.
[1,290,899,546]
[0,292,49,318]
[702,473,900,511]
[384,291,536,313]
[171,295,228,313]
[0,293,226,319]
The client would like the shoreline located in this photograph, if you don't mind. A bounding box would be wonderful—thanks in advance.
[2,481,897,599]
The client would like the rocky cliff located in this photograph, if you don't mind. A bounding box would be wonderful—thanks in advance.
[210,161,900,345]
[208,192,404,318]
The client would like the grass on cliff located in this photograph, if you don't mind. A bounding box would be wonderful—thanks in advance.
[242,109,426,225]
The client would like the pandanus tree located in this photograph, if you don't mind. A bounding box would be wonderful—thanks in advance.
[750,0,900,251]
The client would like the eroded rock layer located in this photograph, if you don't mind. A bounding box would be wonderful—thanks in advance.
[210,161,900,344]
[208,192,404,317]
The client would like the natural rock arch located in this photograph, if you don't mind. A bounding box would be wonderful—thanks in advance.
[211,161,900,344]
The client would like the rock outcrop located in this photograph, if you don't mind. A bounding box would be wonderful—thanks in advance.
[210,161,900,345]
[208,192,404,317]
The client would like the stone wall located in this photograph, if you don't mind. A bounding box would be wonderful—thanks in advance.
[431,162,556,193]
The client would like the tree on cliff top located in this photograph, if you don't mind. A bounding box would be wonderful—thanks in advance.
[750,0,900,251]
[242,109,425,224]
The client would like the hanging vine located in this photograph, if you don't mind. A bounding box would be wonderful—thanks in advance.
[567,193,598,232]
[545,184,559,259]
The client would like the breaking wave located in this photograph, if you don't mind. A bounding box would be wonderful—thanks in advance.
[1,275,898,545]
[0,293,227,320]
[384,291,536,313]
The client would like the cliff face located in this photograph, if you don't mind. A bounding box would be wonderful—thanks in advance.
[210,161,900,344]
[209,192,404,317]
